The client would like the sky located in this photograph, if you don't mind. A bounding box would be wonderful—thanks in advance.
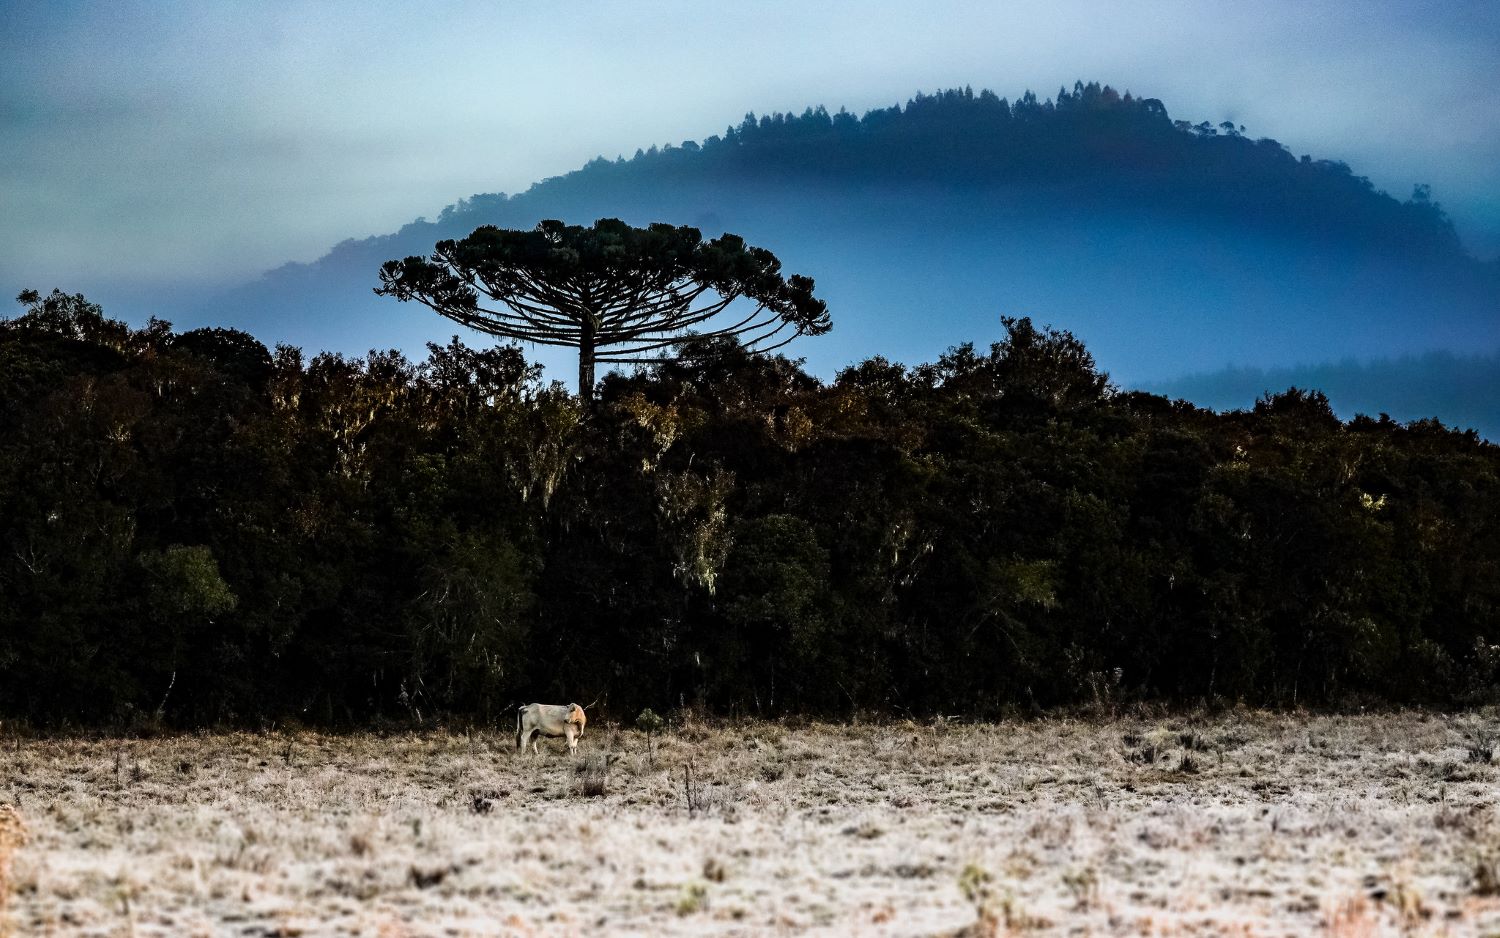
[2,0,1498,305]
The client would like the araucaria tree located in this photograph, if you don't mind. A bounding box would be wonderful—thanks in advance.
[376,218,831,399]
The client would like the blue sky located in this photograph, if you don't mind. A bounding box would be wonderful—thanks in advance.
[3,0,1498,302]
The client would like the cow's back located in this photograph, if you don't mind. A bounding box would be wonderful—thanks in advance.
[520,703,571,733]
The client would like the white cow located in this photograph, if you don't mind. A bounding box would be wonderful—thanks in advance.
[515,702,587,755]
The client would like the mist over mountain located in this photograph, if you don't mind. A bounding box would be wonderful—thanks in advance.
[188,82,1497,428]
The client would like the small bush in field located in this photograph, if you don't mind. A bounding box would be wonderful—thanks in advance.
[675,882,707,916]
[578,753,609,797]
[636,708,666,766]
[1474,851,1500,896]
[1466,734,1494,764]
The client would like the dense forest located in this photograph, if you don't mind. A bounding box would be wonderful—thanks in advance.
[3,288,1498,728]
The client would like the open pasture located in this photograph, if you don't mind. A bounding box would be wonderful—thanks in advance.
[2,711,1500,936]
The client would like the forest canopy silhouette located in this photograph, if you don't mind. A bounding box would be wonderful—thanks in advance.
[3,288,1498,727]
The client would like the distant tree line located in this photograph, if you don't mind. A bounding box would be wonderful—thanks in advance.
[1150,351,1500,442]
[2,289,1498,727]
[539,81,1462,260]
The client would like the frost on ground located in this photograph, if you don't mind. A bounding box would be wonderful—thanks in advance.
[3,711,1500,936]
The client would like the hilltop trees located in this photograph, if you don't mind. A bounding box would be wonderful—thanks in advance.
[376,218,830,401]
[536,83,1466,260]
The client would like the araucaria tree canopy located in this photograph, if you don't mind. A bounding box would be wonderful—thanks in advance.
[375,218,831,399]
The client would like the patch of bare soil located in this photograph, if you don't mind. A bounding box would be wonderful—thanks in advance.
[3,711,1500,935]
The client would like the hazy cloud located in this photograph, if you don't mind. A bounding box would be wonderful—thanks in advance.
[2,0,1498,299]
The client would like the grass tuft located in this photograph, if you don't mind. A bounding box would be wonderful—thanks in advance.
[0,805,27,936]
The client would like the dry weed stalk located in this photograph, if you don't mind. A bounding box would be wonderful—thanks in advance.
[0,804,28,936]
[683,760,701,817]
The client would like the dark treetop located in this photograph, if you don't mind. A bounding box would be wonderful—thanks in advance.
[375,218,830,398]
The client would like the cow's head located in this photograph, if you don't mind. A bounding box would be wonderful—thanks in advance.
[568,703,587,733]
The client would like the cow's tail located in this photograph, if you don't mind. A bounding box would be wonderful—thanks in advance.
[514,705,524,751]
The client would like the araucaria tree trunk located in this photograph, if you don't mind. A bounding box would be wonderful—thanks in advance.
[578,318,597,400]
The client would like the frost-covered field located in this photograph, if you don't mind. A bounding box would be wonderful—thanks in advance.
[3,711,1500,936]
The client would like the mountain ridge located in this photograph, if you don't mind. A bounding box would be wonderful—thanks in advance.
[256,83,1482,288]
[192,82,1496,431]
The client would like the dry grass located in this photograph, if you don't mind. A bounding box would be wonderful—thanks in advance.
[0,803,28,936]
[3,710,1500,935]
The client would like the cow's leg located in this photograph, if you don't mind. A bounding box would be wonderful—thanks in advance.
[567,727,578,755]
[531,734,541,756]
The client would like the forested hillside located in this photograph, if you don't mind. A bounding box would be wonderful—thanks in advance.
[340,82,1470,267]
[190,83,1499,438]
[554,83,1463,254]
[4,289,1498,727]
